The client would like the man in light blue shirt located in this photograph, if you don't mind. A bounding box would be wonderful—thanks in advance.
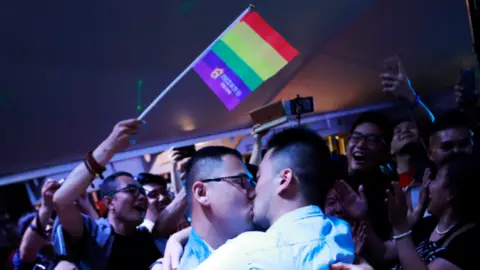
[196,127,355,269]
[175,146,257,269]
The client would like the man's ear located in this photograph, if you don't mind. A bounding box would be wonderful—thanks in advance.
[103,196,114,211]
[192,181,210,206]
[277,168,295,194]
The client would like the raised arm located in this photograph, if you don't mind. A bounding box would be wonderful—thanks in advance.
[381,57,434,138]
[153,188,188,237]
[19,180,59,262]
[53,119,141,241]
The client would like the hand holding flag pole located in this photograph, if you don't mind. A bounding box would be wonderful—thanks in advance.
[137,5,254,121]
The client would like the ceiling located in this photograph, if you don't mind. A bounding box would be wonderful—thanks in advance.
[0,0,474,179]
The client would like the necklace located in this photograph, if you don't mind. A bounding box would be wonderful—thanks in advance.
[435,223,456,235]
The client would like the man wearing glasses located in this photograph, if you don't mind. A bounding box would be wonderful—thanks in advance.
[171,146,256,270]
[194,127,355,269]
[52,119,162,269]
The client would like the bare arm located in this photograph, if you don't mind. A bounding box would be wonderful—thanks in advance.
[53,119,141,241]
[381,57,434,142]
[19,180,59,262]
[153,188,188,237]
[19,205,53,262]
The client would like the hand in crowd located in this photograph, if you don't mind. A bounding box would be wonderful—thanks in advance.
[167,148,183,164]
[418,168,431,208]
[334,180,368,220]
[94,119,143,163]
[330,262,374,270]
[380,56,417,104]
[251,124,268,143]
[41,179,60,211]
[352,221,367,256]
[159,232,185,270]
[386,182,409,231]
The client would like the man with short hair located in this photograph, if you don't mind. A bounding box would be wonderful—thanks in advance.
[137,173,173,233]
[195,127,354,269]
[53,119,162,269]
[428,109,473,166]
[176,146,256,269]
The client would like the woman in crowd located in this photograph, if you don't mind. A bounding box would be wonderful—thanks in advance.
[387,153,479,270]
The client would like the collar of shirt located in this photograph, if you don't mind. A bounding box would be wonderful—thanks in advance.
[178,227,214,269]
[267,205,324,234]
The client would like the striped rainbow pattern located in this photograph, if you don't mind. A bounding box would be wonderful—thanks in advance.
[194,10,299,111]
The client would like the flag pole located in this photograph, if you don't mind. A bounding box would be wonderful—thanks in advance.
[138,5,254,120]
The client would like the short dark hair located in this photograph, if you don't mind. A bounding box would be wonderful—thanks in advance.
[267,127,332,207]
[99,171,134,198]
[183,146,244,202]
[350,112,393,146]
[136,173,167,187]
[17,212,36,236]
[439,153,480,222]
[429,109,472,137]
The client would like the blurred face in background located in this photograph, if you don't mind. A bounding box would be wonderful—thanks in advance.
[429,127,472,166]
[324,188,346,220]
[347,123,387,172]
[391,120,420,155]
[144,183,172,213]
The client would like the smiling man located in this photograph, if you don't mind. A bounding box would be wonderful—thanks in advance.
[344,112,394,242]
[53,119,162,269]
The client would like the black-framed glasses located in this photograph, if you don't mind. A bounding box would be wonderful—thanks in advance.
[109,184,146,197]
[201,174,256,190]
[349,132,385,147]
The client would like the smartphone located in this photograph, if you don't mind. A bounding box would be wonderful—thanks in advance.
[174,145,196,158]
[459,68,476,101]
[384,56,399,74]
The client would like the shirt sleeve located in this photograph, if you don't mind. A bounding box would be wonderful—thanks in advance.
[52,214,99,258]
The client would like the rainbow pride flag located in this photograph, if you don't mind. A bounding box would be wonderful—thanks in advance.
[194,10,299,111]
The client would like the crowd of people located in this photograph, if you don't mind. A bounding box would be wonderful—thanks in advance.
[3,58,480,270]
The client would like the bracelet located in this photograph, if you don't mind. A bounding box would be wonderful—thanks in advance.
[393,230,412,240]
[85,151,106,179]
[29,224,48,240]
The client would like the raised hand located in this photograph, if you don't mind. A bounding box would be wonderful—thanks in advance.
[94,119,142,165]
[386,182,409,229]
[251,124,268,142]
[334,180,368,220]
[167,147,183,164]
[41,179,60,210]
[103,119,142,153]
[380,56,417,104]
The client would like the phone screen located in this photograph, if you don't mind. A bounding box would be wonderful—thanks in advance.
[384,57,399,74]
